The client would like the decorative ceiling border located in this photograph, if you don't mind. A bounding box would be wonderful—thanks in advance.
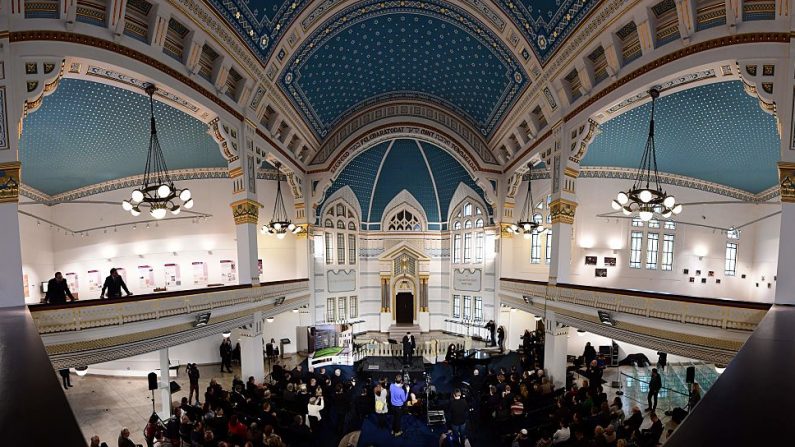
[280,0,529,139]
[579,166,780,202]
[312,100,498,167]
[603,68,718,115]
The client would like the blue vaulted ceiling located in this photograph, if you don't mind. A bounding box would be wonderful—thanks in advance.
[207,0,309,61]
[319,138,491,230]
[582,81,780,194]
[19,79,225,195]
[496,0,601,65]
[281,0,528,139]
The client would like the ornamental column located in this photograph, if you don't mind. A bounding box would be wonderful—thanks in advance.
[0,35,26,307]
[543,312,569,390]
[775,164,795,305]
[239,311,265,382]
[379,273,391,332]
[228,121,262,286]
[418,274,430,332]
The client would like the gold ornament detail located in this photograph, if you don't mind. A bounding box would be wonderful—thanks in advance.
[0,162,21,203]
[500,222,515,238]
[779,162,795,203]
[230,198,262,225]
[549,198,577,225]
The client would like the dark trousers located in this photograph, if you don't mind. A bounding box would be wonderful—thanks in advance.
[377,412,387,428]
[61,375,71,388]
[648,390,659,410]
[189,382,199,403]
[308,415,319,432]
[403,348,413,365]
[391,405,403,433]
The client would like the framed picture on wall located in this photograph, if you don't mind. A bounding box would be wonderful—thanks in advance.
[683,268,689,275]
[604,257,617,266]
[701,278,707,284]
[716,279,721,284]
[695,270,702,276]
[595,268,607,277]
[689,277,695,283]
[585,256,597,265]
[708,271,715,277]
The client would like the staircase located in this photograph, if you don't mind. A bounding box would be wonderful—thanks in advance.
[387,324,422,341]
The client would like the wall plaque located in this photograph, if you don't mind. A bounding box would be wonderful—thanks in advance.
[328,270,356,293]
[454,269,482,292]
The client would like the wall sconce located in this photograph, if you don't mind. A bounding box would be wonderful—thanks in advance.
[266,316,275,323]
[576,329,586,336]
[75,366,89,376]
[222,331,231,338]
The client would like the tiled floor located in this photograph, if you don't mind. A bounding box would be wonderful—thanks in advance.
[63,356,306,446]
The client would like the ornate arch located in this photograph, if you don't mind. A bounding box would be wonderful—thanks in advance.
[319,185,363,225]
[381,190,429,231]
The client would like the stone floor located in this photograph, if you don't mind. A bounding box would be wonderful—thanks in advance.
[62,356,306,446]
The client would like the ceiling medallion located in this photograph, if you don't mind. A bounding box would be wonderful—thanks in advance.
[506,162,546,238]
[612,88,682,221]
[122,84,193,219]
[262,162,302,239]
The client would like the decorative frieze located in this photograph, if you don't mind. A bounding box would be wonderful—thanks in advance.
[230,198,262,225]
[778,162,795,203]
[0,161,21,203]
[549,198,577,225]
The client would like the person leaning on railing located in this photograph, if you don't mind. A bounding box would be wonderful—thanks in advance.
[101,268,132,299]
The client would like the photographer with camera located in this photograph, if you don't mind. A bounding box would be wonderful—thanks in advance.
[448,388,470,439]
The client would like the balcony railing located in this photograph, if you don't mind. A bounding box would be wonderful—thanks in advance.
[29,278,309,334]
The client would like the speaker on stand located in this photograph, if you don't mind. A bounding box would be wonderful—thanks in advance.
[148,372,158,414]
[686,366,696,384]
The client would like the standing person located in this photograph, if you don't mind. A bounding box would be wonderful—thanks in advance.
[59,368,73,389]
[687,382,701,410]
[656,352,668,372]
[187,363,200,405]
[389,374,408,436]
[485,320,496,347]
[100,268,132,299]
[497,326,505,353]
[448,389,469,438]
[646,368,662,412]
[118,428,136,447]
[583,342,597,366]
[306,395,325,432]
[44,272,76,304]
[401,333,415,365]
[219,338,233,373]
[374,383,389,429]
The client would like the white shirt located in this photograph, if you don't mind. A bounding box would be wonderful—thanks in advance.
[306,397,325,424]
[552,426,570,444]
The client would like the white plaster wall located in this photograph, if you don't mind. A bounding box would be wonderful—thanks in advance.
[503,178,780,302]
[19,201,55,303]
[20,178,306,303]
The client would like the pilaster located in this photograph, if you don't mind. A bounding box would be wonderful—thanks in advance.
[239,311,265,382]
[543,313,569,390]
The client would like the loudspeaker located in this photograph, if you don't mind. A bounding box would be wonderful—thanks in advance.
[170,381,181,393]
[148,372,158,391]
[685,366,695,384]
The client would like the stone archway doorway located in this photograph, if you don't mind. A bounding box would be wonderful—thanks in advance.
[395,292,414,325]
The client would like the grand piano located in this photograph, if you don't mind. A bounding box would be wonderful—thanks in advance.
[449,349,492,376]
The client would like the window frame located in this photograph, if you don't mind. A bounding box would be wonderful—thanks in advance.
[661,234,674,271]
[630,231,643,269]
[325,233,333,265]
[530,232,542,264]
[646,233,659,270]
[452,294,461,318]
[725,242,738,276]
[337,233,346,264]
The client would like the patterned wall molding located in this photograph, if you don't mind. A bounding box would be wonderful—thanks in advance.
[602,69,718,116]
[19,168,229,204]
[0,161,21,203]
[778,162,795,203]
[312,101,498,167]
[579,166,781,202]
[230,198,262,225]
[549,198,577,225]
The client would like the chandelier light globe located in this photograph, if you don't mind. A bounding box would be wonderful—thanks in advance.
[639,209,654,222]
[537,225,546,233]
[611,200,622,210]
[276,232,286,240]
[130,207,141,217]
[183,198,194,209]
[157,184,171,198]
[523,232,532,240]
[672,204,683,214]
[274,222,282,230]
[663,195,676,208]
[292,226,302,234]
[622,207,631,216]
[170,205,181,215]
[639,189,653,203]
[151,207,168,220]
[617,192,629,205]
[131,189,144,203]
[662,210,672,218]
[179,188,191,201]
[122,200,133,211]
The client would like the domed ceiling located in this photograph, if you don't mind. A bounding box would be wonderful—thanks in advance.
[320,138,491,231]
[582,81,780,194]
[20,79,225,195]
[279,0,528,138]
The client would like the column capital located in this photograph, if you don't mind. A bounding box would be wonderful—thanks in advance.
[549,198,577,225]
[230,198,262,225]
[0,161,21,203]
[779,162,795,203]
[499,222,515,238]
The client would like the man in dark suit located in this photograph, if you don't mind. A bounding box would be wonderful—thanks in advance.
[44,272,76,304]
[100,268,132,299]
[220,338,233,372]
[485,320,496,347]
[401,332,416,365]
[639,412,663,447]
[647,368,662,412]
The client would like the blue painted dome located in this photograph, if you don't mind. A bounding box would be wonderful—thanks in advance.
[320,138,491,230]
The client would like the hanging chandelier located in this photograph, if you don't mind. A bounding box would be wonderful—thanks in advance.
[262,162,301,239]
[122,84,192,219]
[611,88,682,221]
[507,163,546,239]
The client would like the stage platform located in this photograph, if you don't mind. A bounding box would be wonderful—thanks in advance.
[356,356,426,379]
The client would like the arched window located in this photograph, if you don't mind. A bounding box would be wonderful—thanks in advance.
[387,209,422,231]
[450,198,487,266]
[321,200,359,266]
